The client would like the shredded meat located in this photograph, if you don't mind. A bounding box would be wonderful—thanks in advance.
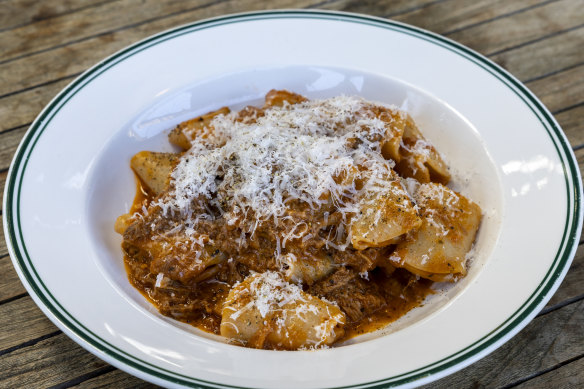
[310,267,386,322]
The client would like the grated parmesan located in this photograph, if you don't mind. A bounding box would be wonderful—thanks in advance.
[152,96,405,241]
[231,271,308,319]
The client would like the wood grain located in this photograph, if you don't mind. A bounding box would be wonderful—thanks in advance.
[514,356,584,389]
[70,369,159,388]
[446,0,584,55]
[557,105,584,147]
[0,333,109,388]
[0,126,27,170]
[0,169,6,212]
[0,78,71,133]
[0,0,335,64]
[0,0,111,32]
[527,64,584,114]
[0,0,213,62]
[573,146,584,173]
[491,26,584,80]
[545,243,584,308]
[394,0,547,34]
[422,299,584,388]
[317,0,439,17]
[0,297,57,351]
[0,254,27,302]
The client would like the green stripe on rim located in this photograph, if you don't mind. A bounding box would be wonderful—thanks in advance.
[3,10,582,389]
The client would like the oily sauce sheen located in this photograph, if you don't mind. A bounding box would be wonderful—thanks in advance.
[124,175,434,342]
[117,92,483,349]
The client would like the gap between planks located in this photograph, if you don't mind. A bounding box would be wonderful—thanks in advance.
[484,22,584,57]
[0,0,231,67]
[538,294,584,316]
[0,330,61,358]
[554,100,584,116]
[382,0,450,19]
[502,353,584,389]
[439,0,561,36]
[511,354,584,388]
[0,0,117,34]
[0,292,28,306]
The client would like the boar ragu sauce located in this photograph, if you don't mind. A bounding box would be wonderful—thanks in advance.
[123,174,434,342]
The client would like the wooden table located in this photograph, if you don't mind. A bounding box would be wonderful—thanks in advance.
[0,1,582,388]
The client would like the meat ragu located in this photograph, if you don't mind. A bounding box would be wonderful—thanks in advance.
[115,90,482,350]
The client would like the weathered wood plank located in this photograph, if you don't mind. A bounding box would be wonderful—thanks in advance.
[318,0,438,17]
[0,0,211,62]
[527,64,584,114]
[70,369,159,388]
[557,104,584,147]
[421,299,584,388]
[0,0,110,32]
[0,333,109,389]
[490,26,584,81]
[0,39,106,98]
[0,126,26,170]
[0,296,57,351]
[0,78,71,133]
[0,169,6,213]
[0,253,27,302]
[514,356,584,388]
[0,217,7,258]
[447,0,584,56]
[394,0,546,35]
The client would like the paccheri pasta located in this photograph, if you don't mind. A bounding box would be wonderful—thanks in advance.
[115,90,482,350]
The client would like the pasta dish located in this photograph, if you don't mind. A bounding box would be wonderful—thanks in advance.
[115,90,482,350]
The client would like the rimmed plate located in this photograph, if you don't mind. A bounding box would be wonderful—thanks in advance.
[3,10,582,389]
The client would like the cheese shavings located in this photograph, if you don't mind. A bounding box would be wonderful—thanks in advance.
[153,96,406,240]
[220,271,346,349]
[229,271,307,319]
